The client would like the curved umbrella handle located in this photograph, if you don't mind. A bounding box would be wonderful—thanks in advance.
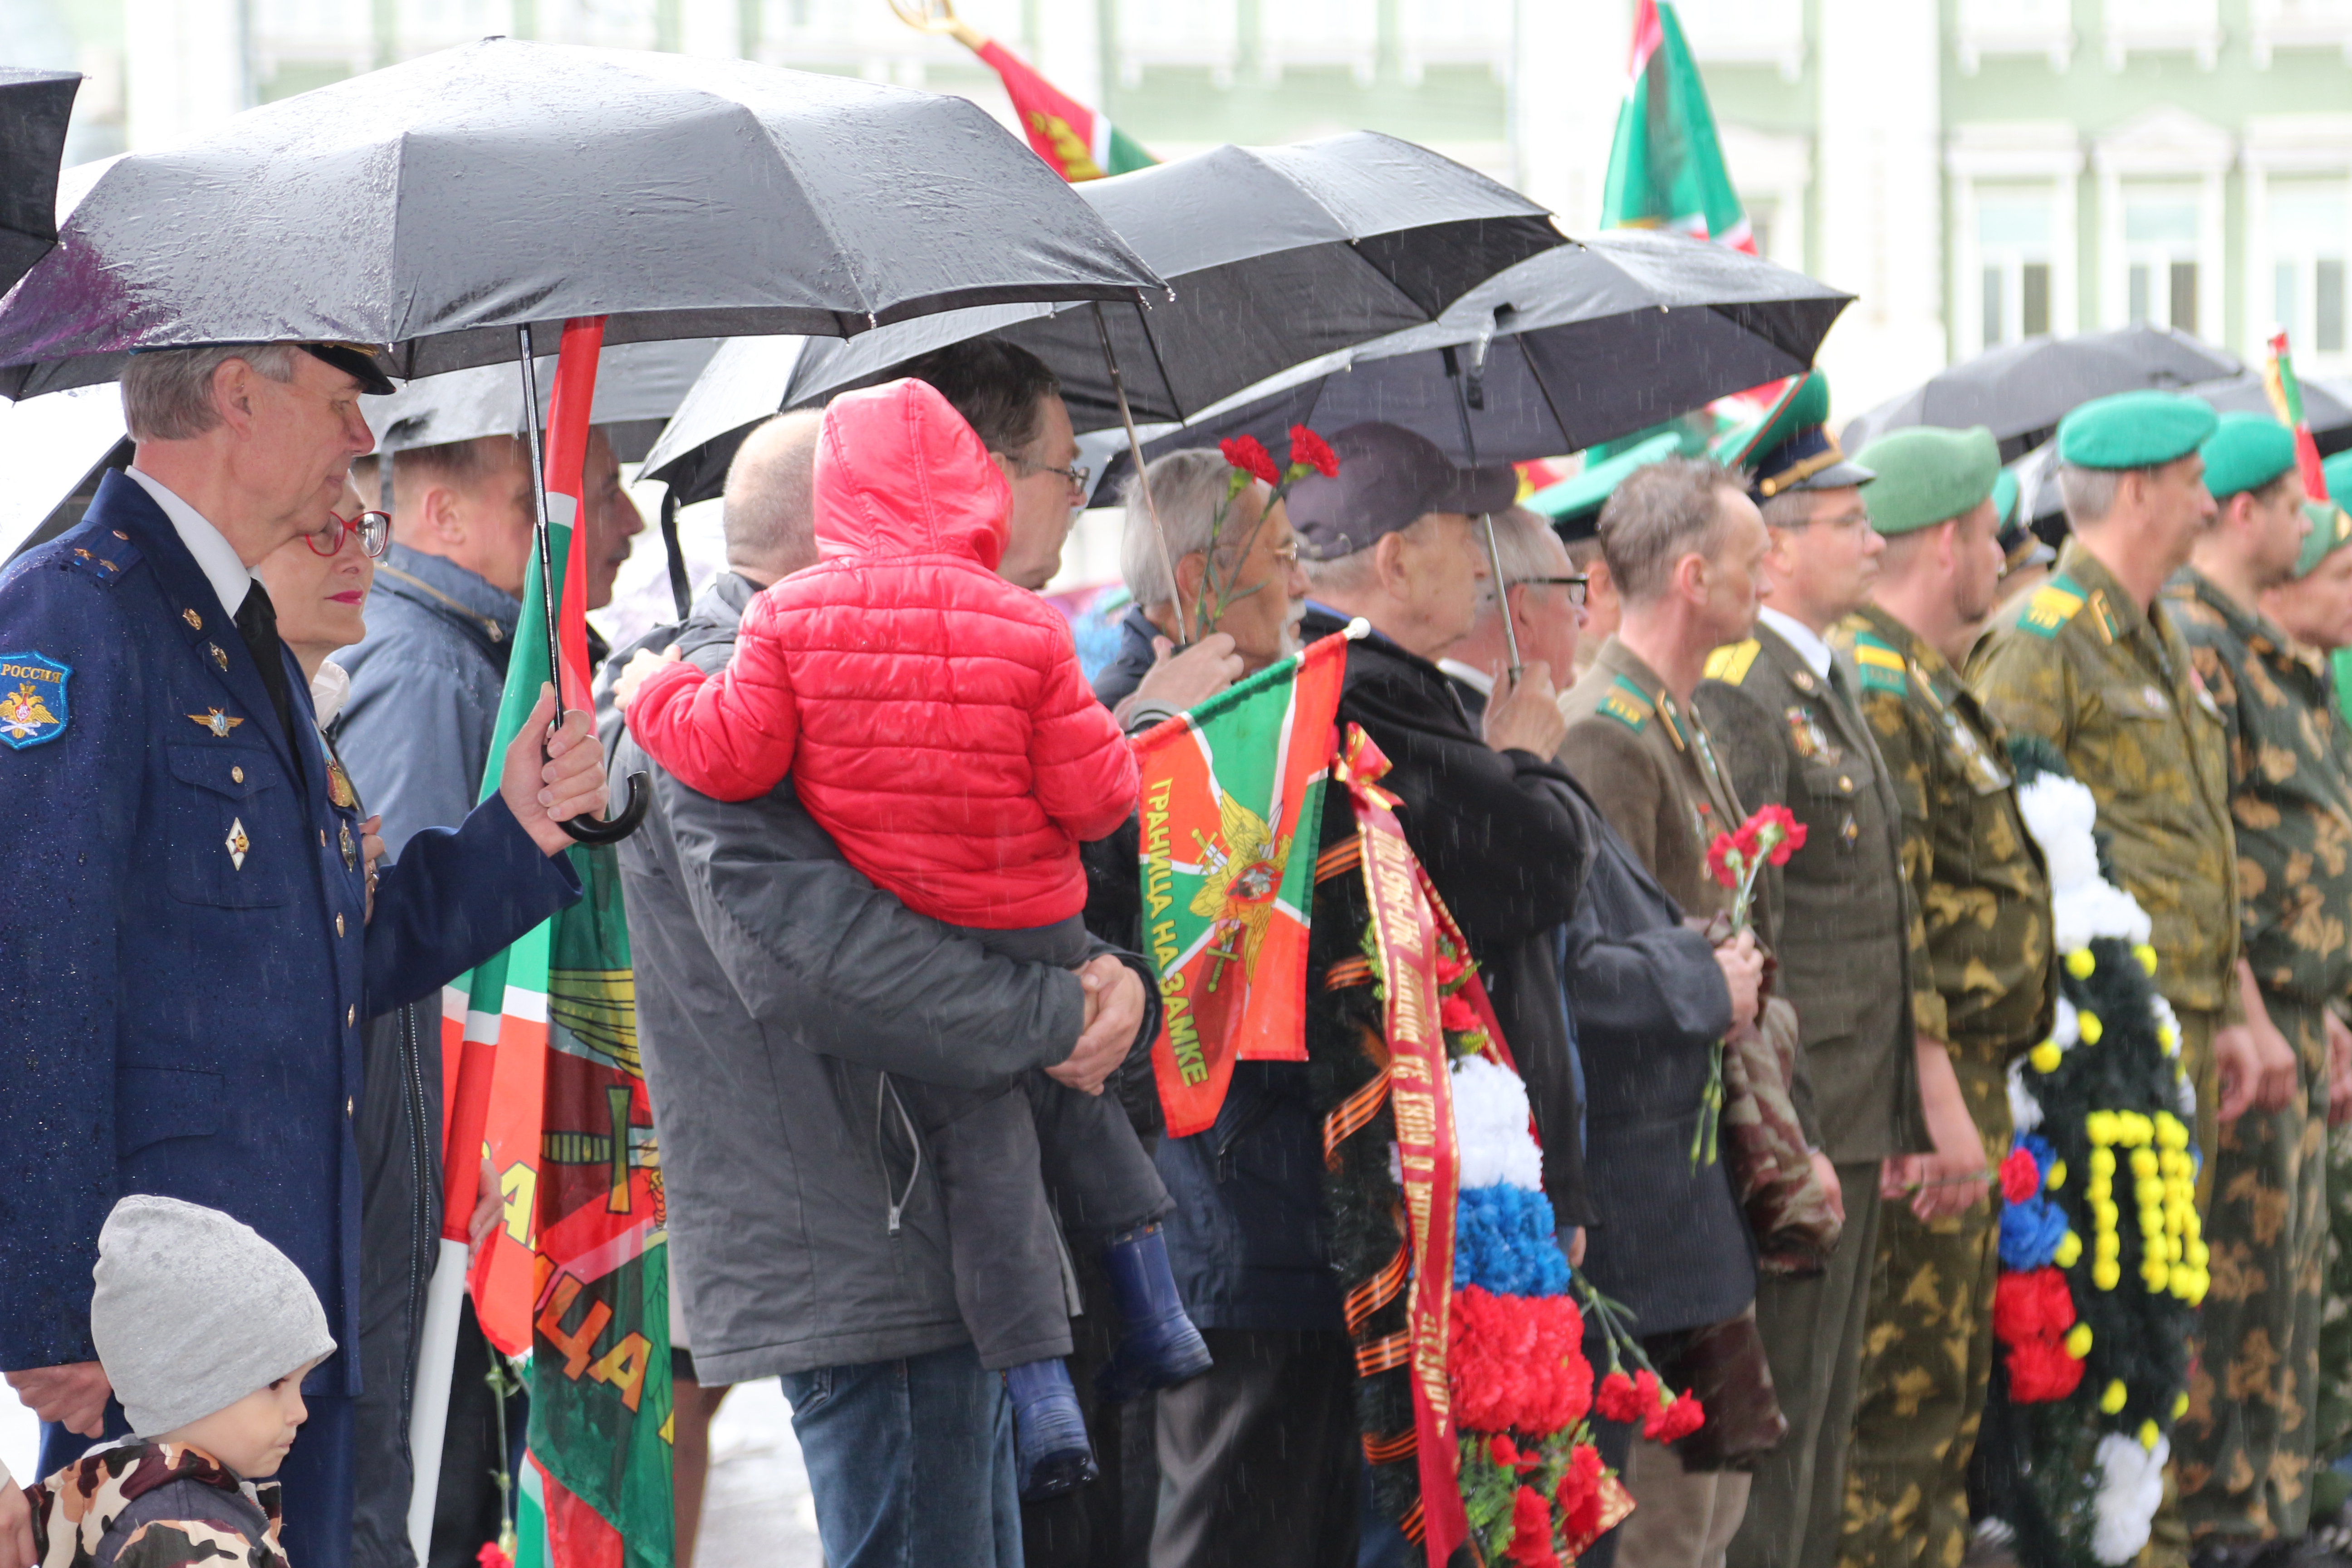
[559,769,651,845]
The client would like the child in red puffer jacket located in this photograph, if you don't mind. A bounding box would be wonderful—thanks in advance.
[618,377,1209,1500]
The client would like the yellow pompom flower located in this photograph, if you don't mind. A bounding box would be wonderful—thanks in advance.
[2066,948,2096,979]
[2094,1200,2120,1230]
[2066,1323,2093,1358]
[2093,1259,2122,1290]
[2100,1380,2128,1414]
[2174,1392,2190,1419]
[2134,943,2158,975]
[2140,1420,2160,1450]
[2157,1113,2187,1148]
[2096,1231,2122,1260]
[2130,1148,2159,1179]
[2120,1112,2153,1145]
[2088,1112,2120,1147]
[2091,1147,2117,1176]
[2079,1013,2105,1044]
[2189,1238,2209,1268]
[2159,1024,2178,1052]
[2031,1042,2062,1073]
[2171,1264,2195,1297]
[2054,1231,2083,1267]
[2047,1159,2068,1190]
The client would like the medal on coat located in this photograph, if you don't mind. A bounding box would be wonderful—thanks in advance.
[339,818,357,871]
[225,817,249,871]
[1784,704,1835,762]
[327,757,357,810]
[188,708,244,737]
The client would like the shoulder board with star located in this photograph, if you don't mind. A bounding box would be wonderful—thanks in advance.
[1850,631,1910,695]
[1703,639,1762,685]
[1598,675,1653,733]
[2013,572,2089,641]
[62,528,142,588]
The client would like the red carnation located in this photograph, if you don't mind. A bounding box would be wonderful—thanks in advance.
[1991,1267,2075,1346]
[477,1547,515,1568]
[1645,1390,1706,1443]
[1554,1443,1606,1541]
[1448,1286,1593,1436]
[1441,992,1478,1033]
[1289,424,1341,478]
[1596,1369,1644,1423]
[1755,804,1807,866]
[1221,435,1279,487]
[1506,1486,1562,1567]
[1705,833,1743,891]
[2005,1336,2088,1402]
[1436,948,1469,986]
[1999,1145,2042,1205]
[1489,1433,1522,1469]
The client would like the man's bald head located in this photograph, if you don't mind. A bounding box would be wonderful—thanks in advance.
[723,410,824,584]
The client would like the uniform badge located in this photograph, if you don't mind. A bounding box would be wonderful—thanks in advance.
[340,818,357,870]
[0,652,71,750]
[189,708,244,737]
[209,643,229,671]
[225,817,249,871]
[1791,669,1818,696]
[327,757,357,810]
[1785,705,1833,761]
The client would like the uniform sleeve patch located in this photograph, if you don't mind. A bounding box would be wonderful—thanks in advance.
[1703,639,1761,684]
[1852,636,1909,694]
[1599,675,1652,733]
[0,651,71,748]
[2015,572,2086,640]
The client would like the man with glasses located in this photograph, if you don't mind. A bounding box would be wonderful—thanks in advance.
[899,338,1091,592]
[0,341,603,1568]
[1690,374,1930,1568]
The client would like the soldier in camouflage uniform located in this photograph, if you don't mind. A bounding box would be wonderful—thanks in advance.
[1971,392,2264,1201]
[1828,426,2057,1568]
[2168,414,2352,1556]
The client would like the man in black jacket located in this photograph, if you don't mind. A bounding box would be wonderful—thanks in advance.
[1152,423,1590,1567]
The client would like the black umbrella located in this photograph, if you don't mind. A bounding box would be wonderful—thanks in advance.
[2181,371,2352,456]
[0,37,1161,399]
[1842,324,2240,463]
[640,131,1565,505]
[1089,230,1853,499]
[0,68,79,302]
[0,39,1161,845]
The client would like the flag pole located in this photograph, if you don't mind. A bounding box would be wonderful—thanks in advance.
[1441,344,1521,683]
[1092,301,1189,647]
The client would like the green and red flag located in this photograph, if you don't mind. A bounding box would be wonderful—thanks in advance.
[1601,0,1755,254]
[1132,625,1355,1136]
[441,316,674,1568]
[946,20,1153,182]
[2264,328,2332,503]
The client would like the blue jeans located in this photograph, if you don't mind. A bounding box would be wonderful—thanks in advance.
[781,1341,1020,1568]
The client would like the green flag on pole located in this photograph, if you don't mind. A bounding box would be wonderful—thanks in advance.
[1600,0,1756,255]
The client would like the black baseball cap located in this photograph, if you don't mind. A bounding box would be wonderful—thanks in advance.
[1286,422,1519,561]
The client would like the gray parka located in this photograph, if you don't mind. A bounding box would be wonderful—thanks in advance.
[607,576,1156,1383]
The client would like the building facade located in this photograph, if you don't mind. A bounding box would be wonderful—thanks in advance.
[14,0,2352,415]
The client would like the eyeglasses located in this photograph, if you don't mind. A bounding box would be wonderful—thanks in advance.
[1510,574,1589,607]
[1014,455,1091,493]
[307,509,391,559]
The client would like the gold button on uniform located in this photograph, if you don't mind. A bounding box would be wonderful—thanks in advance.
[319,829,328,847]
[336,913,345,938]
[1838,775,1853,793]
[347,1098,354,1117]
[231,765,244,784]
[347,1005,356,1026]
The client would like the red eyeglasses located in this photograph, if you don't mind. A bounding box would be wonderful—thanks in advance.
[307,509,391,559]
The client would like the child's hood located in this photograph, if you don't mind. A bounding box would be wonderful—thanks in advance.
[811,377,1014,570]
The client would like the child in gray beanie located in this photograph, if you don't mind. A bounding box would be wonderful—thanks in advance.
[23,1195,337,1568]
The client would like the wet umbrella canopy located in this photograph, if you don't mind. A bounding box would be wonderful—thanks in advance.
[1841,324,2240,463]
[0,37,1164,397]
[642,131,1565,502]
[1088,229,1853,497]
[0,68,80,302]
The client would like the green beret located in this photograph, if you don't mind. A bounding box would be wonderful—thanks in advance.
[1529,430,1683,541]
[2054,390,2219,472]
[2198,411,2298,501]
[1992,469,2020,527]
[2323,448,2352,506]
[1853,426,2000,535]
[2295,500,2352,579]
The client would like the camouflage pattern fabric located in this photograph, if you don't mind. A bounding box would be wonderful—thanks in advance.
[1830,604,2055,1568]
[27,1439,286,1568]
[2318,1103,2352,1518]
[1972,540,2242,1027]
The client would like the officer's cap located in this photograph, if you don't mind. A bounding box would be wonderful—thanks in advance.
[1712,371,1874,503]
[2198,411,2298,503]
[1853,426,2001,536]
[2054,390,2218,472]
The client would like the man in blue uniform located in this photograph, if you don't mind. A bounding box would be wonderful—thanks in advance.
[0,341,605,1568]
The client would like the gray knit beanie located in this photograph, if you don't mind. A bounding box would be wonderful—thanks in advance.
[90,1195,337,1436]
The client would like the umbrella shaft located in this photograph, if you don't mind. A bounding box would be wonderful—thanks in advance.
[1093,302,1185,647]
[1444,347,1522,684]
[516,325,565,698]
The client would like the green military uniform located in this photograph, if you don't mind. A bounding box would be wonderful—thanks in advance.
[2164,416,2352,1544]
[1694,373,1931,1568]
[1828,426,2058,1568]
[1972,535,2242,1179]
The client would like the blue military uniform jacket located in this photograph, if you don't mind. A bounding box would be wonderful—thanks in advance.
[0,470,581,1396]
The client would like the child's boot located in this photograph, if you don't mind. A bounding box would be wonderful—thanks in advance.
[1005,1358,1097,1501]
[1094,1222,1215,1401]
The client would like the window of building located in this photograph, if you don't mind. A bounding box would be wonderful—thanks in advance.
[2122,186,2202,335]
[1116,0,1240,85]
[2269,181,2350,357]
[1978,189,2056,348]
[1955,0,2074,72]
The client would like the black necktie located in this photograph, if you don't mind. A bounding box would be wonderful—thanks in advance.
[233,579,299,755]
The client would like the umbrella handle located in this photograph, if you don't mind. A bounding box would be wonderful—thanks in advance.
[1093,301,1188,647]
[558,769,652,845]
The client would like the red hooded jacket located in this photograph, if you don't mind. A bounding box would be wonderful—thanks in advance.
[627,377,1137,928]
